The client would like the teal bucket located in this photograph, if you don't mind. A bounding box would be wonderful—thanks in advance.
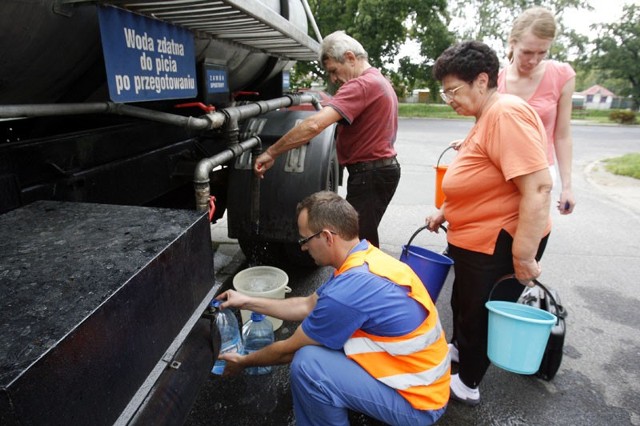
[485,300,556,374]
[400,225,453,302]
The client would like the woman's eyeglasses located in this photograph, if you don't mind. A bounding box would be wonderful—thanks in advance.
[440,84,465,103]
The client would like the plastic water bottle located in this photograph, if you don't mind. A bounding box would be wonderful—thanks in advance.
[242,312,274,375]
[210,299,243,375]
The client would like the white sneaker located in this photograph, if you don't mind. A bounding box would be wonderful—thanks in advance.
[449,374,480,406]
[448,343,459,363]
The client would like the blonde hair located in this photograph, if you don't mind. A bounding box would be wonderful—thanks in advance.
[507,7,557,60]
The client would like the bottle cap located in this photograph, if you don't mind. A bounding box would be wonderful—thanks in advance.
[250,312,266,322]
[210,299,221,309]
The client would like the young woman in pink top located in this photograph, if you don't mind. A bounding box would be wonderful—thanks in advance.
[498,7,576,215]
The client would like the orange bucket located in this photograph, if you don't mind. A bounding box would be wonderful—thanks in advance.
[434,146,454,208]
[434,164,448,208]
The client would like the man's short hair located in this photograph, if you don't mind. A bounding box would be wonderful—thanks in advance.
[320,31,368,64]
[297,191,359,240]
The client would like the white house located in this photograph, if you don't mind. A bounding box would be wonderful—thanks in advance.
[578,85,615,110]
[405,88,431,103]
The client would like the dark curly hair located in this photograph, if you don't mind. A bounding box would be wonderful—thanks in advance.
[433,41,499,88]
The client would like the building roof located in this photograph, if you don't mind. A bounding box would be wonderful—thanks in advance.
[579,84,616,97]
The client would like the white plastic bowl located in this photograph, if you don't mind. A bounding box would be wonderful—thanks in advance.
[232,266,290,330]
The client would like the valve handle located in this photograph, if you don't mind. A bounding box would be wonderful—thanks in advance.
[175,102,216,113]
[208,196,217,222]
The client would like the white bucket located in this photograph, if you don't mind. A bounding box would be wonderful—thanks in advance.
[232,266,291,331]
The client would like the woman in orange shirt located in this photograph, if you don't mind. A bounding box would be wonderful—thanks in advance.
[426,41,552,406]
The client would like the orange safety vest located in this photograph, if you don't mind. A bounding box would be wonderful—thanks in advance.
[337,243,450,410]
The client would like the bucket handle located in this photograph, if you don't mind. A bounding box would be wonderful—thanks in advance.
[284,286,292,294]
[488,274,567,324]
[402,225,448,257]
[436,145,455,168]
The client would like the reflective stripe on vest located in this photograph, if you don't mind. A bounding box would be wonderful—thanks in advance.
[337,243,450,410]
[344,319,444,356]
[378,351,451,390]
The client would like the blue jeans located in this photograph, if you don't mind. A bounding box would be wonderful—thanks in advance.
[290,346,446,426]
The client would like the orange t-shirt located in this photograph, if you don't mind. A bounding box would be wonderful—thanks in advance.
[442,94,552,254]
[498,60,576,164]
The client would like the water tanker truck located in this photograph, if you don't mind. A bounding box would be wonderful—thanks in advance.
[0,1,336,424]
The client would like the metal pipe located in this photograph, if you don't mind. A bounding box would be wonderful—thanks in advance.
[194,136,262,212]
[222,93,315,122]
[2,94,313,215]
[301,0,323,44]
[191,93,323,217]
[113,104,220,131]
[194,92,320,220]
[0,103,111,117]
[311,97,322,111]
[0,102,219,131]
[0,94,315,131]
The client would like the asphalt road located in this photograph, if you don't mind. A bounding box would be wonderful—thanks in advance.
[187,118,640,426]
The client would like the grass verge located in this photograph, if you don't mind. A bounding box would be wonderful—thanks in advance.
[398,103,635,124]
[603,153,640,179]
[398,103,470,120]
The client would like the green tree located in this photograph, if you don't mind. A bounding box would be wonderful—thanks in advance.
[447,0,591,60]
[292,0,453,96]
[590,4,640,110]
[401,4,456,98]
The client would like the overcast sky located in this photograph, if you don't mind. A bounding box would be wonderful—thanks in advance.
[566,0,637,34]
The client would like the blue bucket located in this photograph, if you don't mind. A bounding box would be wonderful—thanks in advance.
[485,300,556,374]
[399,226,453,302]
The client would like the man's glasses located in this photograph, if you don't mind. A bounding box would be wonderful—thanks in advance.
[298,230,337,246]
[440,84,465,103]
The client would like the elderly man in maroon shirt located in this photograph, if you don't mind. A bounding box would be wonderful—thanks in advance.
[254,31,400,248]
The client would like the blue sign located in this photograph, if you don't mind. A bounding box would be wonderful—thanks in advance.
[206,68,228,94]
[98,6,197,102]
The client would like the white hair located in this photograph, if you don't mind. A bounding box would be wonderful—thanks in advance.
[319,31,368,64]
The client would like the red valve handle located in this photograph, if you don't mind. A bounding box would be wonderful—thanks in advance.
[208,196,216,222]
[175,102,216,113]
[233,91,260,97]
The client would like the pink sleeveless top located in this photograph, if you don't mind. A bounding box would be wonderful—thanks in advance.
[498,60,575,164]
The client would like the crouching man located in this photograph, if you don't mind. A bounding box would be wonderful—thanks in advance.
[216,191,450,425]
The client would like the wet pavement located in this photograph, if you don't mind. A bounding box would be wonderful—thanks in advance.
[185,257,392,426]
[186,119,640,425]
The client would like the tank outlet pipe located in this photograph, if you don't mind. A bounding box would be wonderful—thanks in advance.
[194,136,262,212]
[311,96,322,111]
